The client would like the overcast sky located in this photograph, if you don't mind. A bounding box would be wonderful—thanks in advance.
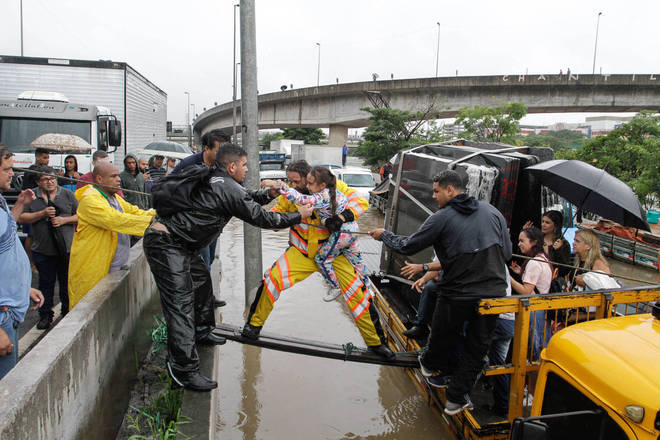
[1,0,658,128]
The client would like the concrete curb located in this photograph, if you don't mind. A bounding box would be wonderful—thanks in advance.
[0,243,160,440]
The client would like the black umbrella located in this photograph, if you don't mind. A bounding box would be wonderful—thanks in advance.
[526,159,650,231]
[45,192,70,258]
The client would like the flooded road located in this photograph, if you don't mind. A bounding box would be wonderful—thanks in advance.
[211,207,448,440]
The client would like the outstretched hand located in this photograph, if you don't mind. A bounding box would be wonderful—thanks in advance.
[368,228,385,241]
[16,189,35,206]
[298,204,314,220]
[401,261,423,279]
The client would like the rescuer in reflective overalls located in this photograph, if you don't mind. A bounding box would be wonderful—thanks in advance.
[243,160,394,360]
[144,145,313,391]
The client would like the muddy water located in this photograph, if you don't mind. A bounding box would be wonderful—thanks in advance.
[212,208,447,440]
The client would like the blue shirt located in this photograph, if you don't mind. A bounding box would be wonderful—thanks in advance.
[0,195,31,322]
[171,152,204,175]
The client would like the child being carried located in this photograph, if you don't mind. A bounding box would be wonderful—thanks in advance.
[278,166,370,302]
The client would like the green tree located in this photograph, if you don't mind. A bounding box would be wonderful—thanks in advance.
[557,111,660,209]
[356,105,440,165]
[455,102,527,142]
[519,129,586,150]
[259,131,284,148]
[281,128,326,144]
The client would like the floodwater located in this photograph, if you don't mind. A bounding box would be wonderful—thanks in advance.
[211,207,448,440]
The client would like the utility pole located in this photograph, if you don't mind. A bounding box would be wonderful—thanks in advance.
[592,12,603,75]
[435,22,440,77]
[184,91,191,148]
[20,0,24,56]
[316,42,321,89]
[240,0,262,306]
[232,3,239,141]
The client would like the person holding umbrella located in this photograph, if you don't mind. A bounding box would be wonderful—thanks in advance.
[18,166,78,329]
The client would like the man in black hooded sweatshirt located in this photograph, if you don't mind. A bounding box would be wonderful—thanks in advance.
[369,170,511,416]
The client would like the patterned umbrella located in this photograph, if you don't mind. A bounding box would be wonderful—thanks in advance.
[30,133,92,152]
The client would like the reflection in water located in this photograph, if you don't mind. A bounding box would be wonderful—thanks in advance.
[212,210,446,439]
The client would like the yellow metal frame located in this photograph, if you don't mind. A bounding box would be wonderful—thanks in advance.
[373,282,660,439]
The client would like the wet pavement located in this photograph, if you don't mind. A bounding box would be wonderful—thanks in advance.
[211,208,447,440]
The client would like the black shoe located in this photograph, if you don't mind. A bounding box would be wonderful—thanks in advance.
[196,332,227,345]
[427,374,451,389]
[241,323,262,340]
[213,298,227,308]
[167,362,217,391]
[36,315,52,330]
[368,344,396,360]
[402,324,429,339]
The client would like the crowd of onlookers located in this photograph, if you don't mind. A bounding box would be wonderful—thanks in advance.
[0,144,186,380]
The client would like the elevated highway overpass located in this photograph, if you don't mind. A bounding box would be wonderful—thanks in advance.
[194,73,660,146]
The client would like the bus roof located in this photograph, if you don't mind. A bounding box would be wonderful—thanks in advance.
[542,314,660,433]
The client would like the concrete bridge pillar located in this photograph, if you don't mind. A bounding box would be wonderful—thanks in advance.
[328,124,348,147]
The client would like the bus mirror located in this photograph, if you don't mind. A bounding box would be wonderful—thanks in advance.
[109,119,122,147]
[510,419,548,440]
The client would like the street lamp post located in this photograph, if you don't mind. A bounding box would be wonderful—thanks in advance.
[184,91,191,148]
[19,0,24,56]
[316,42,321,89]
[232,3,239,140]
[435,22,440,77]
[592,12,603,75]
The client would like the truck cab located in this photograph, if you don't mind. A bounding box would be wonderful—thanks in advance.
[0,91,121,200]
[512,306,660,440]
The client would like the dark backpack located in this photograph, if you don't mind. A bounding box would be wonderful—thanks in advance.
[151,164,210,218]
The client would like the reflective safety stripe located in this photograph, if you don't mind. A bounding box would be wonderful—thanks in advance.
[342,274,362,304]
[341,274,372,320]
[263,252,294,302]
[289,229,308,255]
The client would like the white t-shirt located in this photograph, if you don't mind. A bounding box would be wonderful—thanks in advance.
[522,254,552,295]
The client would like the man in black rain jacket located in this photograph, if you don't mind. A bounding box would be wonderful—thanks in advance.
[143,143,313,391]
[369,170,511,415]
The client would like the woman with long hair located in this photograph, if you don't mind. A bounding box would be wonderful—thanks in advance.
[58,155,79,193]
[510,227,553,354]
[571,229,610,287]
[525,210,571,277]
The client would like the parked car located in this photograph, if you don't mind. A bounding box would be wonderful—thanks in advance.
[332,167,376,199]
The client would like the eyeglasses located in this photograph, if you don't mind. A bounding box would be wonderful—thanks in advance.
[40,176,57,182]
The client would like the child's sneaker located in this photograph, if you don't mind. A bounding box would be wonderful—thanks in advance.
[323,288,342,302]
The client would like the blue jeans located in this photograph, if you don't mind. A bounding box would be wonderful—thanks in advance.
[200,239,218,270]
[32,251,70,317]
[0,309,19,380]
[488,317,515,412]
[415,279,439,326]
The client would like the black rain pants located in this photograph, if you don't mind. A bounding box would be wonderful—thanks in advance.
[143,228,215,373]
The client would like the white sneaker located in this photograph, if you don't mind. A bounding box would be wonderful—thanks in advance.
[323,288,342,302]
[523,387,534,407]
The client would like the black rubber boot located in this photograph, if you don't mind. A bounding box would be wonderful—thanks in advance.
[241,323,262,340]
[196,332,227,345]
[368,344,395,360]
[167,362,217,392]
[402,325,429,339]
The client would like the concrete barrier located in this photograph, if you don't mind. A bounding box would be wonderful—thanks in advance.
[0,243,160,440]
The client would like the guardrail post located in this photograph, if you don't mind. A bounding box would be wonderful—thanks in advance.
[508,300,530,420]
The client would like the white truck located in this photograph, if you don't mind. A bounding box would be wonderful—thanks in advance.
[0,55,167,174]
[290,144,343,167]
[269,139,303,156]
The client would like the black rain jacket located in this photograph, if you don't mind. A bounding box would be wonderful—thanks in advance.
[156,164,301,251]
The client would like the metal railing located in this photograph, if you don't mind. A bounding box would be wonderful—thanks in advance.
[478,286,660,421]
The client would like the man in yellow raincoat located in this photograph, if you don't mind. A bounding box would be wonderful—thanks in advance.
[68,162,154,308]
[244,161,394,359]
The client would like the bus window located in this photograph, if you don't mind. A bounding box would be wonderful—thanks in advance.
[541,372,628,440]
